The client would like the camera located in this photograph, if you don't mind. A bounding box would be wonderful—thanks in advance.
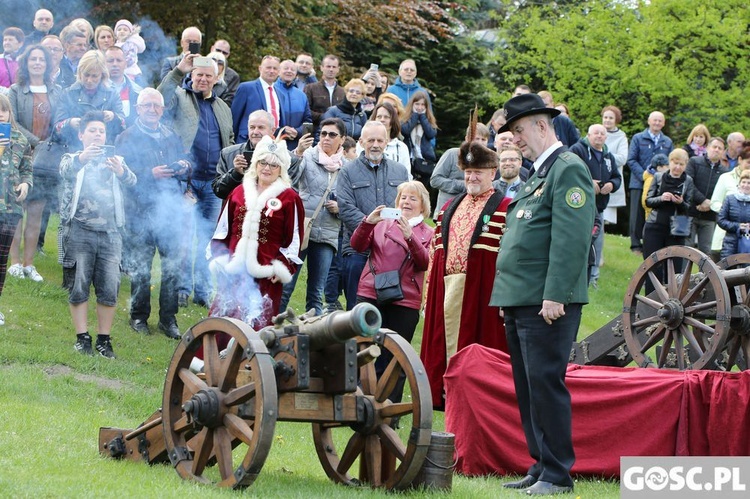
[188,42,201,55]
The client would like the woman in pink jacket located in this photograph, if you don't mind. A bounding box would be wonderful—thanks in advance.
[350,180,433,402]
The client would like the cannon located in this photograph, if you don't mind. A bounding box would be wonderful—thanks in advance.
[570,246,750,371]
[98,303,433,490]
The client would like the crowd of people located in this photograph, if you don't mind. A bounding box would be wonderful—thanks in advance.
[1,9,749,495]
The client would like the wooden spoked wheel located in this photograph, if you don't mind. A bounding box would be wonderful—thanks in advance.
[162,317,278,488]
[622,246,731,369]
[716,254,750,371]
[312,331,433,490]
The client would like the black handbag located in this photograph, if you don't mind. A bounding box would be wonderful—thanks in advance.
[32,138,68,177]
[369,252,410,306]
[669,215,692,237]
[411,157,435,177]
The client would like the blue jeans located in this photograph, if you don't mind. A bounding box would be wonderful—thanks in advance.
[342,252,368,311]
[178,179,222,302]
[279,241,335,315]
[324,229,344,309]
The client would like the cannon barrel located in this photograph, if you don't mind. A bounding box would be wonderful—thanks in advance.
[259,303,382,350]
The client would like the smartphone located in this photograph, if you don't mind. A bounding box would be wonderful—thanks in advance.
[193,56,212,68]
[328,192,337,202]
[369,63,379,72]
[188,42,201,55]
[0,122,10,140]
[380,208,402,220]
[301,122,313,136]
[100,145,116,158]
[242,151,254,164]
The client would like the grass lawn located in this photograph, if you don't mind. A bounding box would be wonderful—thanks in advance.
[0,218,641,497]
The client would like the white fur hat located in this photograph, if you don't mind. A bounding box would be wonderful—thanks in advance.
[250,134,292,183]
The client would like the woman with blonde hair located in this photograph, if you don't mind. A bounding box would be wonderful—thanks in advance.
[683,123,711,159]
[54,50,125,150]
[321,78,368,140]
[94,25,115,53]
[350,180,433,402]
[207,50,234,106]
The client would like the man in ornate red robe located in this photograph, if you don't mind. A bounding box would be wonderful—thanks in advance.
[421,140,512,409]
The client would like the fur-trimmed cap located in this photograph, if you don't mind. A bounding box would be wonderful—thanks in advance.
[249,134,292,184]
[458,141,499,170]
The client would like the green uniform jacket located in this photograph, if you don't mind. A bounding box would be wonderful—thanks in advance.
[490,147,595,307]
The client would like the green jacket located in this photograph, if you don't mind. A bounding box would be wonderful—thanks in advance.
[490,148,595,307]
[0,128,33,216]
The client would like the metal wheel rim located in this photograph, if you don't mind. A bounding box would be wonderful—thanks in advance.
[312,330,432,489]
[622,246,731,370]
[162,317,278,488]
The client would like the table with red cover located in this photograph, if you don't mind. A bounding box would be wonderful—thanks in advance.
[444,344,750,478]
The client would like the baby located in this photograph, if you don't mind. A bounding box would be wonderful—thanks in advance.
[114,19,146,80]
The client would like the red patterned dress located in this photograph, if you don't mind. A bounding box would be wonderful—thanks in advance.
[209,178,304,330]
[420,190,511,409]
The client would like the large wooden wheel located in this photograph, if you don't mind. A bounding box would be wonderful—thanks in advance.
[312,330,432,490]
[716,254,750,370]
[162,317,278,488]
[622,246,732,369]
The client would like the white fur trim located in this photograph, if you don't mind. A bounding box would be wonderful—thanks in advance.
[225,177,292,279]
[271,259,294,284]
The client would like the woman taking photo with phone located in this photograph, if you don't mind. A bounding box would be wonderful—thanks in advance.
[349,180,433,402]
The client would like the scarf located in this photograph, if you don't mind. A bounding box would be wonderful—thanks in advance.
[690,142,707,157]
[735,192,750,202]
[410,124,424,159]
[317,146,343,173]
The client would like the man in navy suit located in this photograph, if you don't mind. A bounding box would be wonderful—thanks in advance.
[231,55,284,143]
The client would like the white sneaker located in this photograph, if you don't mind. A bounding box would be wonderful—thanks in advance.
[8,264,24,279]
[0,311,5,326]
[23,266,43,282]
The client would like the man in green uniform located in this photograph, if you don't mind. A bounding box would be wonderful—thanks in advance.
[490,94,595,496]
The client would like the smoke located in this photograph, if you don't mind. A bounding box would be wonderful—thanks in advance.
[1,1,177,87]
[208,263,270,327]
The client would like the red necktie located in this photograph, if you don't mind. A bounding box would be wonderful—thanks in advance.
[268,86,278,128]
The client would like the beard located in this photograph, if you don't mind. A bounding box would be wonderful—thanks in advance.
[466,183,483,196]
[366,150,384,163]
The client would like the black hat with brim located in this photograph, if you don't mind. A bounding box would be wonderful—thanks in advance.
[498,94,561,133]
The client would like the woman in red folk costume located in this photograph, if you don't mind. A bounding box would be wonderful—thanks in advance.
[209,134,304,330]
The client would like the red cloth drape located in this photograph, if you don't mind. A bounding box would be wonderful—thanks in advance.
[444,344,750,478]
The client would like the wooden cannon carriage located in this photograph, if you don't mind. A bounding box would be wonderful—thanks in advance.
[571,246,750,371]
[99,303,433,490]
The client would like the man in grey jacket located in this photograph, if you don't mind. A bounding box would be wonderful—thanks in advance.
[337,121,409,310]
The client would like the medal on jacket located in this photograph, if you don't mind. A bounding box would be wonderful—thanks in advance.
[481,214,490,232]
[265,198,282,217]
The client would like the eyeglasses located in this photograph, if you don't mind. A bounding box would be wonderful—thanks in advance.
[214,48,229,56]
[499,157,521,163]
[45,47,63,53]
[320,131,340,138]
[347,89,362,95]
[211,58,225,66]
[258,160,280,170]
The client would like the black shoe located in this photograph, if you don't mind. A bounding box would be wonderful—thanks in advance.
[95,337,116,359]
[74,334,93,355]
[193,297,209,308]
[158,321,182,340]
[524,481,573,495]
[178,292,189,308]
[129,319,150,334]
[504,475,538,490]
